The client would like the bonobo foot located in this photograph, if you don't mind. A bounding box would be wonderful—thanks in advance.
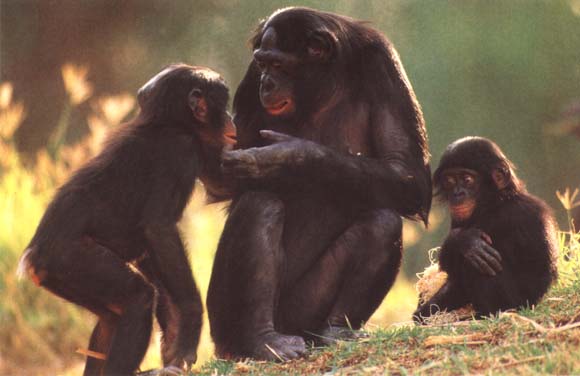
[136,366,184,376]
[251,332,307,361]
[313,325,369,346]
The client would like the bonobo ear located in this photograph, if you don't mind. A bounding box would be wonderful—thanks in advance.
[491,163,510,190]
[189,88,208,124]
[306,30,336,61]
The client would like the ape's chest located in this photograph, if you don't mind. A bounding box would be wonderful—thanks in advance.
[300,103,372,157]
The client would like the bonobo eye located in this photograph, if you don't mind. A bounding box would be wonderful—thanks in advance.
[255,60,266,71]
[463,174,475,186]
[442,175,456,190]
[190,88,203,98]
[271,60,282,69]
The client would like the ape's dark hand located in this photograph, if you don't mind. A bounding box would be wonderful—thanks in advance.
[221,130,325,179]
[453,228,502,276]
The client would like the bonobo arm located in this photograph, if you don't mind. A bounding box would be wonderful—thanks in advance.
[222,106,430,220]
[139,135,201,370]
[142,222,201,369]
[439,228,503,277]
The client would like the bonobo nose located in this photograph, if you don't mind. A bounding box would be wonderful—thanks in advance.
[261,76,276,94]
[450,190,466,204]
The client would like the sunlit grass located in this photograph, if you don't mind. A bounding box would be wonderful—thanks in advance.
[61,64,93,106]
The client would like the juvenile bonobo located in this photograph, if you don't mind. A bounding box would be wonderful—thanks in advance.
[208,7,431,361]
[18,64,235,376]
[414,137,558,323]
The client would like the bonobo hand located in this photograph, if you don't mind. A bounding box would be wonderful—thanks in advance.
[221,130,325,179]
[452,228,502,276]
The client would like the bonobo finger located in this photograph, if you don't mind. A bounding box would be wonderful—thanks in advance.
[480,232,493,245]
[482,244,503,272]
[260,130,294,143]
[469,253,496,276]
[223,150,258,167]
[482,254,503,274]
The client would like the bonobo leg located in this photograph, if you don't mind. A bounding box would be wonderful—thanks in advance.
[277,209,403,344]
[207,191,306,361]
[136,256,182,366]
[33,241,154,376]
[459,264,523,317]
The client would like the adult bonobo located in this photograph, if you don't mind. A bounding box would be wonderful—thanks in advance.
[414,137,558,323]
[19,64,235,375]
[208,8,431,361]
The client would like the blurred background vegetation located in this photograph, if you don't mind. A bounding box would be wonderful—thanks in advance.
[1,1,579,374]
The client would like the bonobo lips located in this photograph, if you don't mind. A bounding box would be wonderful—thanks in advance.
[450,203,475,220]
[263,99,294,116]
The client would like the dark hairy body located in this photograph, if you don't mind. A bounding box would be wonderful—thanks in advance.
[19,64,235,375]
[208,7,431,361]
[414,137,558,322]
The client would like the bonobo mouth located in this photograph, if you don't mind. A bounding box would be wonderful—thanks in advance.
[224,133,237,146]
[263,99,295,116]
[449,203,475,220]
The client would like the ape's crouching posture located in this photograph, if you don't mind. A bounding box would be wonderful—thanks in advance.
[18,64,235,376]
[208,7,431,361]
[414,137,558,323]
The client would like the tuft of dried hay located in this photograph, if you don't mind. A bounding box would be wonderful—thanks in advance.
[415,252,476,323]
[416,263,448,304]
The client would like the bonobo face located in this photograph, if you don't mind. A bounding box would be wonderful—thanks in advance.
[440,168,480,222]
[137,64,236,149]
[253,27,298,117]
[253,24,334,118]
[188,70,237,149]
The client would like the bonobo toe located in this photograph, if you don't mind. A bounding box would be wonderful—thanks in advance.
[252,332,307,361]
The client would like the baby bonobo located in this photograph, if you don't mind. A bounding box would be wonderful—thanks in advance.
[18,64,235,376]
[414,137,557,323]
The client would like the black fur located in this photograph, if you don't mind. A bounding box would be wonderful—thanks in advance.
[415,137,558,322]
[208,7,430,361]
[19,64,231,375]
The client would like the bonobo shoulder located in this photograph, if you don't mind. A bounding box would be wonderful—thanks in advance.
[491,193,554,234]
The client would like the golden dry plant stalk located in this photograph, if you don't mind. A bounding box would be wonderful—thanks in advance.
[87,93,136,154]
[91,94,135,126]
[61,64,93,105]
[557,187,580,211]
[0,82,26,140]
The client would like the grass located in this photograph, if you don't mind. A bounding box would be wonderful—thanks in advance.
[197,280,580,375]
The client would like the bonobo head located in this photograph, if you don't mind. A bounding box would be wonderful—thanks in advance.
[250,7,348,119]
[434,137,523,224]
[137,64,236,201]
[137,64,236,148]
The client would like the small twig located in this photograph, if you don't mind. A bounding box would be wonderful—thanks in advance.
[502,312,548,332]
[424,334,492,347]
[415,361,442,373]
[502,312,580,333]
[552,322,580,333]
[492,355,545,369]
[76,348,106,360]
[264,343,285,362]
[567,310,580,324]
